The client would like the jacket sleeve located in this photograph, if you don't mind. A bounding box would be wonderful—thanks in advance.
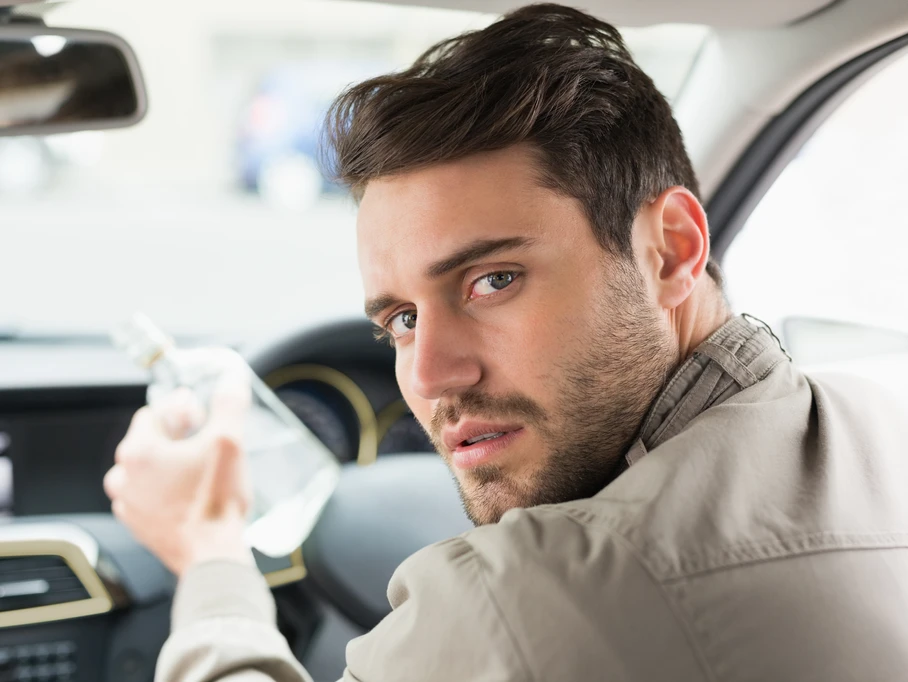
[156,537,528,682]
[155,561,313,682]
[341,535,531,682]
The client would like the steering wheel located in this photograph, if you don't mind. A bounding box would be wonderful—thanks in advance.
[303,454,471,629]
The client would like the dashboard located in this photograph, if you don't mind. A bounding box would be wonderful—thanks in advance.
[0,318,446,682]
[0,319,433,518]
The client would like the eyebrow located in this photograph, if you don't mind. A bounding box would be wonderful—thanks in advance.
[424,236,535,279]
[363,236,536,321]
[364,293,399,321]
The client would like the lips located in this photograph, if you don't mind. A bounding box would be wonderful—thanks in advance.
[441,421,525,470]
[442,421,523,451]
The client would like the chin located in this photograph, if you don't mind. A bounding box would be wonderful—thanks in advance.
[459,477,526,526]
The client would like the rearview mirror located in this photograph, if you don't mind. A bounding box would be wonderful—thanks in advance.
[0,23,146,136]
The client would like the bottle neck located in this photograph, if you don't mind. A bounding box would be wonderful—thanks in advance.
[146,347,181,388]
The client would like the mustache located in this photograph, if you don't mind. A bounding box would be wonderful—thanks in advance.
[429,390,547,440]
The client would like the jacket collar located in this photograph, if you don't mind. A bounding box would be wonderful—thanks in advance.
[623,315,790,468]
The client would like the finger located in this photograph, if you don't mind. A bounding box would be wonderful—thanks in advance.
[154,387,207,439]
[121,406,164,447]
[200,367,252,443]
[103,465,126,500]
[117,401,177,464]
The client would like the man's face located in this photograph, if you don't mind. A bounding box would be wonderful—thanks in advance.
[358,147,676,524]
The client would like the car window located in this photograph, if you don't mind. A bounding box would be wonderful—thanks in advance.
[0,0,708,339]
[723,49,908,399]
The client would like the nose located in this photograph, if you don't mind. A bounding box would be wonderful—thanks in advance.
[404,308,482,401]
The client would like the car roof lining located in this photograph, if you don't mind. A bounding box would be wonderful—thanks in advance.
[0,0,68,19]
[0,0,842,29]
[337,0,838,29]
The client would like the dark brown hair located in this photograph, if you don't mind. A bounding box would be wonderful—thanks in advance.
[323,3,721,283]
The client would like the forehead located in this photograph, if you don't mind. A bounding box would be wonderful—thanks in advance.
[356,147,585,288]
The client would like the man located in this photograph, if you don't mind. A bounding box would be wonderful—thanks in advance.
[104,4,908,681]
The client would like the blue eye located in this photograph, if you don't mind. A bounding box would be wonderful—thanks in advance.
[471,271,516,297]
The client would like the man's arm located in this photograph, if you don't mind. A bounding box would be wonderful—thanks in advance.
[155,561,312,682]
[155,535,526,682]
[105,381,525,682]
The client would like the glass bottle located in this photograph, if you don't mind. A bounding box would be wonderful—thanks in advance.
[112,313,340,557]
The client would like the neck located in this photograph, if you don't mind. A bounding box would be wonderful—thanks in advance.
[670,280,732,359]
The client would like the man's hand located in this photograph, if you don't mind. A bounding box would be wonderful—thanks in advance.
[104,371,256,577]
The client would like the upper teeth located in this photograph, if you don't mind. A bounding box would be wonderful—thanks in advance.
[465,432,504,445]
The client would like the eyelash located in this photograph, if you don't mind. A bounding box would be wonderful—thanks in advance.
[374,270,521,347]
[372,325,394,347]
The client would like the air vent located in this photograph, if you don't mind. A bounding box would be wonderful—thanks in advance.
[0,525,114,628]
[0,555,90,613]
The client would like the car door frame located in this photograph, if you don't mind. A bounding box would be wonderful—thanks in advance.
[706,32,908,261]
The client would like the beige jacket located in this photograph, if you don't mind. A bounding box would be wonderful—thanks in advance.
[156,316,908,681]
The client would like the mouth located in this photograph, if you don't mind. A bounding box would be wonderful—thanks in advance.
[464,431,506,445]
[443,423,526,470]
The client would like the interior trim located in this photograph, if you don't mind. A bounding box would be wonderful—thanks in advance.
[0,524,113,628]
[375,399,412,445]
[264,546,307,588]
[265,364,380,467]
[344,0,835,29]
[708,33,908,260]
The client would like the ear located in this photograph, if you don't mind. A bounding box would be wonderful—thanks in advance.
[634,187,710,310]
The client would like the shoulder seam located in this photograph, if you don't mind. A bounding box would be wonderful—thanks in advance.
[461,535,538,682]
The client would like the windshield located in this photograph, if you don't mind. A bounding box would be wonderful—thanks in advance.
[1,0,707,338]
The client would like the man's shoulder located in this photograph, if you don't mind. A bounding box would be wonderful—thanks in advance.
[398,504,606,569]
[385,504,708,679]
[601,365,908,580]
[376,367,908,681]
[398,362,908,592]
[415,364,908,585]
[394,503,632,600]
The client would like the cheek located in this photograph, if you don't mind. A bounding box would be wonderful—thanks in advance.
[477,299,575,396]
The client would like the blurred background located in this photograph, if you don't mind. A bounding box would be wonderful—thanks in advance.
[0,0,706,339]
[1,0,905,398]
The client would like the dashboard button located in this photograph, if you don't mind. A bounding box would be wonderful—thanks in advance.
[33,665,53,682]
[51,643,75,661]
[54,662,75,677]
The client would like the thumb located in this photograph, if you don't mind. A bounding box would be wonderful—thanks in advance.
[197,435,249,520]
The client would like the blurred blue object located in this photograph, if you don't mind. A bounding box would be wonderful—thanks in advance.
[237,58,390,208]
